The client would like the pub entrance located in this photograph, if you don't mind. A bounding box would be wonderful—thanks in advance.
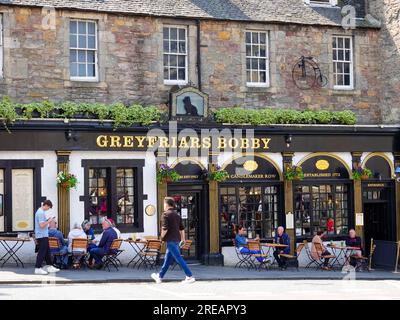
[167,184,207,261]
[362,182,396,255]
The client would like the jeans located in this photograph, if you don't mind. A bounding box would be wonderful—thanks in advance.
[321,250,331,267]
[52,246,69,266]
[89,247,106,265]
[35,237,52,268]
[159,241,192,278]
[273,250,287,268]
[239,247,264,263]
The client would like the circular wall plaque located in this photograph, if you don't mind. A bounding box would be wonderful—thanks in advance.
[316,159,330,171]
[243,160,258,172]
[145,205,156,216]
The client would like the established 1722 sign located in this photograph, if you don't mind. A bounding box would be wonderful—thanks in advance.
[170,86,209,122]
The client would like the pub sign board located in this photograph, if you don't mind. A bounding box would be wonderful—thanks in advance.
[170,86,209,122]
[172,161,204,181]
[301,155,350,179]
[224,156,280,181]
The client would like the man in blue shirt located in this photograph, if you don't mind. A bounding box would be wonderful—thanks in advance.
[89,219,118,269]
[48,219,68,268]
[34,200,60,275]
[273,226,291,270]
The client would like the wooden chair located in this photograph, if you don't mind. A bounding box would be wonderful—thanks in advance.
[313,242,335,270]
[138,239,162,269]
[71,238,89,270]
[143,236,159,240]
[232,239,253,269]
[48,237,68,268]
[278,242,306,271]
[247,240,270,271]
[171,239,193,270]
[350,243,376,272]
[102,239,124,272]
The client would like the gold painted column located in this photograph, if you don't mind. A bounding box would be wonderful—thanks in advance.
[282,152,295,254]
[56,151,71,236]
[156,151,168,235]
[208,162,220,255]
[394,153,400,242]
[352,152,364,245]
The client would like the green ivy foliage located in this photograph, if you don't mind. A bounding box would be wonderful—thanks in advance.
[214,108,357,125]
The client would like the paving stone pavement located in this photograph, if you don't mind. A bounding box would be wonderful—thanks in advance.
[0,264,399,284]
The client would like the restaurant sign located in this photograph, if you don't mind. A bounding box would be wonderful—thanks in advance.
[224,156,280,181]
[301,155,350,179]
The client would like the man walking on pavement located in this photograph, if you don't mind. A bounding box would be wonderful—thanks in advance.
[151,197,195,284]
[34,200,60,275]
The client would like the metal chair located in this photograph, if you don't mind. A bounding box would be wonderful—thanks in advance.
[103,239,124,272]
[313,242,335,270]
[303,240,320,269]
[350,242,376,272]
[247,240,271,271]
[138,239,162,269]
[71,238,89,270]
[278,242,306,271]
[48,237,68,268]
[232,239,253,269]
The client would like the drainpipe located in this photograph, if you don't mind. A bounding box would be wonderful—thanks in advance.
[196,19,202,91]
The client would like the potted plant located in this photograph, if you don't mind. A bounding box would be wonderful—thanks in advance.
[353,166,373,180]
[284,165,304,181]
[56,171,79,190]
[204,166,229,182]
[156,164,181,184]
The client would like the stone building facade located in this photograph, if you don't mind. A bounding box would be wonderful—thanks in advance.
[0,0,388,124]
[368,0,400,124]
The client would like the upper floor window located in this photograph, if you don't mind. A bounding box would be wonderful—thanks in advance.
[332,36,354,90]
[246,31,269,87]
[163,26,188,85]
[0,14,3,78]
[69,19,98,81]
[304,0,337,6]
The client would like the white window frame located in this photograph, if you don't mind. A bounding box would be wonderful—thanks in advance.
[163,25,188,86]
[0,14,3,79]
[332,35,354,90]
[245,31,270,88]
[69,19,98,82]
[304,0,338,7]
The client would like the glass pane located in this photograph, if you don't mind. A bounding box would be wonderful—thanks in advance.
[88,36,96,49]
[87,51,95,63]
[70,50,77,62]
[163,40,169,52]
[87,64,95,77]
[170,28,177,40]
[245,32,251,43]
[78,64,86,77]
[178,55,185,67]
[70,35,77,48]
[169,68,177,80]
[70,20,77,34]
[0,170,4,231]
[170,41,177,53]
[88,22,96,35]
[252,32,259,43]
[78,21,86,34]
[178,41,186,53]
[260,33,266,44]
[78,35,86,48]
[178,28,185,40]
[70,62,78,77]
[169,55,177,67]
[178,68,186,80]
[78,50,86,63]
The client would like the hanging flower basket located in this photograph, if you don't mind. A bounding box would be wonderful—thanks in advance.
[156,164,181,184]
[57,171,79,190]
[284,165,304,181]
[204,166,229,182]
[353,165,372,181]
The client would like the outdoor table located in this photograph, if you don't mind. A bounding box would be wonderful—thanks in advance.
[328,245,361,269]
[125,239,147,268]
[0,237,31,268]
[261,243,289,265]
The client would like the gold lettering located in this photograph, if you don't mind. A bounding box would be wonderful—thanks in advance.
[190,137,200,149]
[147,136,158,148]
[241,138,249,149]
[96,135,108,148]
[123,136,134,148]
[218,137,226,149]
[202,137,211,149]
[170,136,177,148]
[159,137,170,148]
[251,138,260,149]
[261,138,271,150]
[179,137,189,148]
[135,136,146,148]
[229,138,239,149]
[110,136,122,148]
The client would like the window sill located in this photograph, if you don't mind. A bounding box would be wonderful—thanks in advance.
[163,80,188,86]
[329,88,360,96]
[64,80,108,89]
[241,85,275,94]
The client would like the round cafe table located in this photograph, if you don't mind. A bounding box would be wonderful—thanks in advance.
[328,245,361,269]
[261,243,289,264]
[0,237,31,268]
[125,239,148,268]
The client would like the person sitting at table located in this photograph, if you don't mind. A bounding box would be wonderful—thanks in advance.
[273,226,291,270]
[311,230,332,270]
[108,218,121,239]
[89,219,118,270]
[48,220,69,269]
[68,223,87,268]
[235,225,269,263]
[82,220,96,266]
[345,229,363,267]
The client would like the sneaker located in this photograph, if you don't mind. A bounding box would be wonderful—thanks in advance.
[34,268,48,275]
[262,258,272,264]
[151,273,162,284]
[44,265,60,273]
[181,276,196,284]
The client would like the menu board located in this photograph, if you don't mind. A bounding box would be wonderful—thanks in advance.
[12,169,34,231]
